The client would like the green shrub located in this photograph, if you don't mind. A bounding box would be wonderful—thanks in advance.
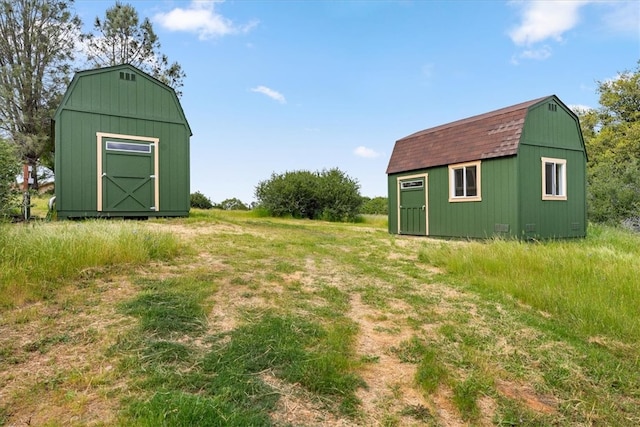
[190,191,213,209]
[360,196,388,215]
[255,168,362,221]
[588,157,640,225]
[219,197,249,210]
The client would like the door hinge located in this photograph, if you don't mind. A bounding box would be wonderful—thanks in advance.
[101,173,106,177]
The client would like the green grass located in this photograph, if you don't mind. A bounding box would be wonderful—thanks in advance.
[2,209,640,426]
[418,224,640,343]
[122,288,207,338]
[0,220,183,307]
[415,347,448,394]
[113,272,364,425]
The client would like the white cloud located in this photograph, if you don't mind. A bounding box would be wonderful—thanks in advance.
[510,44,552,64]
[509,0,590,46]
[519,45,552,60]
[354,146,381,159]
[250,86,286,104]
[568,104,594,114]
[154,1,258,40]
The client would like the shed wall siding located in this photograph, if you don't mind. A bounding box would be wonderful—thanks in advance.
[520,101,584,151]
[387,176,399,234]
[428,156,519,238]
[56,109,189,216]
[388,156,520,238]
[517,101,587,238]
[517,146,586,238]
[65,71,183,124]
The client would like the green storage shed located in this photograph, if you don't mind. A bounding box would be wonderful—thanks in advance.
[53,64,191,219]
[386,95,587,239]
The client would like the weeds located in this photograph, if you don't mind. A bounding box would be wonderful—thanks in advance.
[0,221,182,307]
[417,224,640,342]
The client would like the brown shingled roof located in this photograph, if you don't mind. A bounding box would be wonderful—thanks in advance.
[386,96,551,174]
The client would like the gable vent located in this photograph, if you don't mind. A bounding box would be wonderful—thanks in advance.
[548,103,557,112]
[119,71,136,82]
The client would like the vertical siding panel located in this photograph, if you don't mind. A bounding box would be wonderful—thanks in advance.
[387,175,397,233]
[423,158,518,238]
[519,101,587,238]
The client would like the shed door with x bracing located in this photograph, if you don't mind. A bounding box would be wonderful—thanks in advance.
[103,141,154,212]
[399,177,427,235]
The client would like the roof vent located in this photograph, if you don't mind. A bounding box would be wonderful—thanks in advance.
[548,103,557,112]
[119,71,136,82]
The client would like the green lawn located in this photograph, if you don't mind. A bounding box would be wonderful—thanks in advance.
[0,206,638,426]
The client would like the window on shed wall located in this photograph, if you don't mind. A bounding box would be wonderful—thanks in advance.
[541,157,567,200]
[449,161,481,202]
[106,141,151,153]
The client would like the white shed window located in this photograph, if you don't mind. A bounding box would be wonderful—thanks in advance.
[542,157,567,200]
[449,161,481,202]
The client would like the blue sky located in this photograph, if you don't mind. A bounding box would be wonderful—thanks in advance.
[74,0,640,205]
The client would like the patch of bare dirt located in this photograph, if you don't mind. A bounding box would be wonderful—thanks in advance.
[262,373,356,426]
[496,380,557,415]
[349,293,445,425]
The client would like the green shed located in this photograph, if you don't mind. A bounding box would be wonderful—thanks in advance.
[386,95,587,239]
[53,64,191,219]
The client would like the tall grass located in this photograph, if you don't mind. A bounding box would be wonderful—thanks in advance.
[418,224,640,342]
[0,221,182,307]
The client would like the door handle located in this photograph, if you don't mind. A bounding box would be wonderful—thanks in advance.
[422,205,425,210]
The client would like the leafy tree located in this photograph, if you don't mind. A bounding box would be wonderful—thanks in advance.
[255,170,317,219]
[190,191,213,209]
[220,198,249,211]
[0,0,81,185]
[0,137,19,217]
[255,168,362,221]
[587,159,640,224]
[360,196,388,215]
[81,1,185,96]
[316,168,362,221]
[577,61,640,225]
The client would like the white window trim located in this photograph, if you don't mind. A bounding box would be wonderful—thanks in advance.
[448,160,482,202]
[541,157,567,201]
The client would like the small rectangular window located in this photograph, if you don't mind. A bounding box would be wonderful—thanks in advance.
[106,141,151,153]
[449,161,481,202]
[119,72,136,82]
[401,180,423,189]
[542,157,567,200]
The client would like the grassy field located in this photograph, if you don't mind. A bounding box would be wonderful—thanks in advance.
[0,206,639,426]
